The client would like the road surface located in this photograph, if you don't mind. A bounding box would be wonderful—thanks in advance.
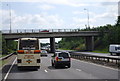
[2,54,119,81]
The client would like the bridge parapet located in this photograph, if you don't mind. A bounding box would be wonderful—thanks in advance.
[1,29,105,52]
[2,29,99,34]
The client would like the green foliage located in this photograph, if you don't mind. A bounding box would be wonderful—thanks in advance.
[2,37,17,54]
[2,37,8,54]
[58,16,120,52]
[0,31,2,54]
[116,16,120,26]
[59,37,85,50]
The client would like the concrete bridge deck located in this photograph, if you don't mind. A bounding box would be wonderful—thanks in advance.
[2,29,100,40]
[1,29,104,52]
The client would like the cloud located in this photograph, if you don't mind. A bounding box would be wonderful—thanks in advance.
[72,9,117,28]
[2,0,119,9]
[1,0,100,7]
[73,11,85,15]
[73,17,95,24]
[3,0,119,2]
[118,1,120,16]
[1,10,64,30]
[1,0,118,30]
[94,13,117,19]
[101,2,118,6]
[72,0,118,27]
[73,11,96,17]
[1,10,17,29]
[38,4,55,10]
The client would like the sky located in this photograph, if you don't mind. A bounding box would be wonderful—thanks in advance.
[0,0,119,43]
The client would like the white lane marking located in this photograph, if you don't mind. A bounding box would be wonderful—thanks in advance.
[3,57,17,81]
[76,69,82,71]
[44,70,48,73]
[72,58,119,71]
[0,65,4,70]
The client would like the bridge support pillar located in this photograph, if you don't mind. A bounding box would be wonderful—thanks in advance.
[85,36,94,51]
[50,37,55,53]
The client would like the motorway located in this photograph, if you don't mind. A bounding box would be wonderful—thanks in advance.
[1,54,120,81]
[57,50,119,58]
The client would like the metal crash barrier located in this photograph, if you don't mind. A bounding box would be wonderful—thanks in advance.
[70,52,120,67]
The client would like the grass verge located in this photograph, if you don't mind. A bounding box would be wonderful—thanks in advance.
[92,48,109,53]
[58,48,75,51]
[92,50,109,53]
[0,54,8,58]
[0,59,9,68]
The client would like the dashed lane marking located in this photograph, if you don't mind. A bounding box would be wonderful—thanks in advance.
[44,70,48,73]
[76,69,82,71]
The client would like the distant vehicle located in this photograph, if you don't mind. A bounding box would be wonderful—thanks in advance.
[41,50,48,57]
[109,44,120,55]
[17,38,41,70]
[51,52,71,68]
[40,30,49,32]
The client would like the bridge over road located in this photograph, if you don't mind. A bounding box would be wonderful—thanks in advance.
[2,29,102,53]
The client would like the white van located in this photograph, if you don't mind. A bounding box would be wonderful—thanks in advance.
[109,44,120,55]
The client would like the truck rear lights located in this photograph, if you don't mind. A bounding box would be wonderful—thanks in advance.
[34,50,41,54]
[17,50,24,54]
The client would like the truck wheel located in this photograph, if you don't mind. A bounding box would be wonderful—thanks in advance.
[110,53,113,56]
[68,64,71,68]
[54,64,58,69]
[18,67,22,70]
[52,62,54,66]
[116,53,120,56]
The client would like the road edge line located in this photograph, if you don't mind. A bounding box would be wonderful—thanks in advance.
[2,57,17,81]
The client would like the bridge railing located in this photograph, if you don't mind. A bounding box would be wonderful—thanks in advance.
[2,29,82,33]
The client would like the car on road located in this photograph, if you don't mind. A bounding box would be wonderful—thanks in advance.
[41,50,48,57]
[40,30,49,32]
[51,52,71,68]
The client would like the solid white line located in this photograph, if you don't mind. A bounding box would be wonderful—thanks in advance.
[44,70,48,73]
[0,65,6,71]
[0,65,3,70]
[76,69,82,71]
[3,57,17,81]
[72,58,119,71]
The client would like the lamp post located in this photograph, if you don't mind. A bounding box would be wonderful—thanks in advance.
[7,4,11,33]
[84,8,90,28]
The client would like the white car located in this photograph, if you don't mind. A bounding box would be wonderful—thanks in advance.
[51,52,71,68]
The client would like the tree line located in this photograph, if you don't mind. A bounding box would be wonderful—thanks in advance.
[58,16,120,52]
[2,37,17,55]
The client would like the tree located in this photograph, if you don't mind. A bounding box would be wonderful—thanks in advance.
[2,37,17,54]
[116,16,120,26]
[2,37,8,54]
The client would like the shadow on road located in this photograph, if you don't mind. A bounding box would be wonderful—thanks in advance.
[2,64,12,74]
[2,64,37,73]
[48,66,69,70]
